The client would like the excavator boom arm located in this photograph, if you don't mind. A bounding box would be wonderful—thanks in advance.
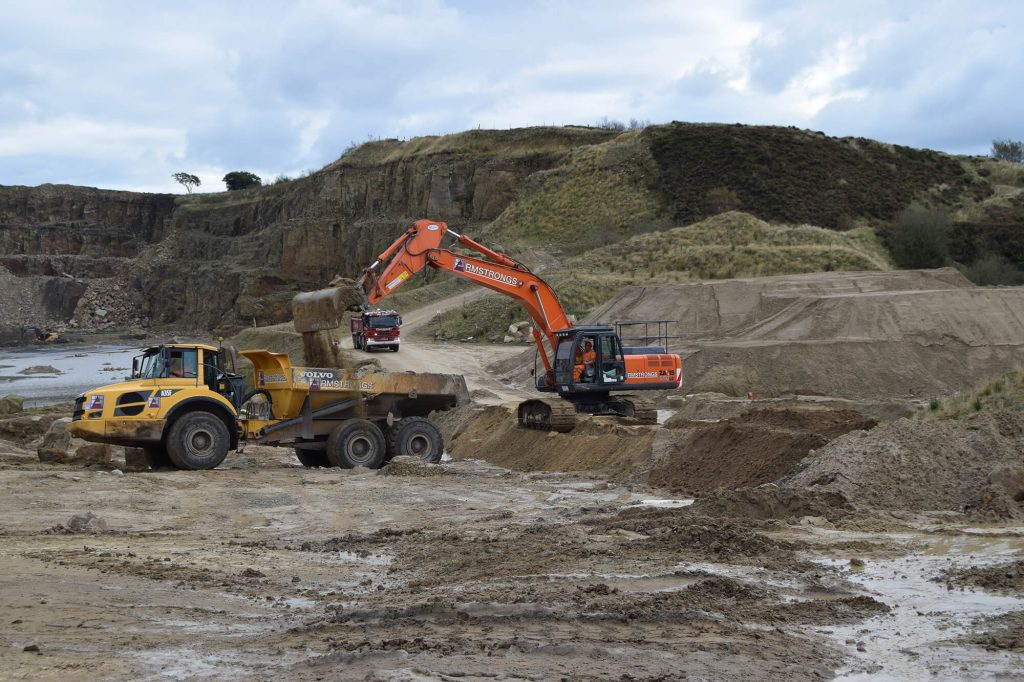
[360,220,572,371]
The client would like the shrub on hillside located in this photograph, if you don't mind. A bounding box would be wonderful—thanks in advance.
[963,252,1024,286]
[883,207,950,269]
[991,138,1024,163]
[704,186,741,215]
[223,171,262,191]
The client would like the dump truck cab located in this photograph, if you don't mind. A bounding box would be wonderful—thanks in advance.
[68,343,244,469]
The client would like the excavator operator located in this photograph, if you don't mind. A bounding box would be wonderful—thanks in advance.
[574,338,597,383]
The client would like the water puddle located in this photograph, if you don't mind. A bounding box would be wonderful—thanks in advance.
[0,344,140,406]
[810,532,1024,680]
[629,498,695,508]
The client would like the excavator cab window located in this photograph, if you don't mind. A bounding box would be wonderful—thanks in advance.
[598,335,626,385]
[553,337,577,388]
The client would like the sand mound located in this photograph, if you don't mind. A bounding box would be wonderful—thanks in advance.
[780,412,1024,512]
[584,268,1024,399]
[448,404,655,479]
[651,408,875,494]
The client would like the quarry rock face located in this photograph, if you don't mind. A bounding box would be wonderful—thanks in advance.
[0,184,175,337]
[0,125,1010,334]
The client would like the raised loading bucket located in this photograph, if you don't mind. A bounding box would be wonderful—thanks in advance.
[291,278,365,333]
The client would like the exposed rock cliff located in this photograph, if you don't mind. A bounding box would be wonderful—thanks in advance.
[0,124,1017,337]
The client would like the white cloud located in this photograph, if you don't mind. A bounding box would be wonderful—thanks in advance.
[0,117,185,161]
[0,1,1021,190]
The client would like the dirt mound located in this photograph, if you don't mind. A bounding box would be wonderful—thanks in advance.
[449,405,656,479]
[584,268,1024,400]
[650,408,875,494]
[957,611,1024,653]
[690,487,851,521]
[781,412,1024,512]
[937,560,1024,595]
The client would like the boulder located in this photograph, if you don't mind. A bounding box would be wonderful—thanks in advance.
[0,394,24,415]
[73,443,113,466]
[36,418,101,465]
[0,414,52,444]
[37,418,72,462]
[123,447,150,472]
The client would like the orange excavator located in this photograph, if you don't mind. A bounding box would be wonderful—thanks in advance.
[297,219,682,431]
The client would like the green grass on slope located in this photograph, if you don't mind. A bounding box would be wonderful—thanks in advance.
[417,211,892,342]
[576,211,892,280]
[925,369,1024,419]
[481,130,669,251]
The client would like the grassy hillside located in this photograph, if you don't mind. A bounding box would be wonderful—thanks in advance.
[927,369,1024,418]
[479,130,669,251]
[416,211,894,342]
[645,123,985,228]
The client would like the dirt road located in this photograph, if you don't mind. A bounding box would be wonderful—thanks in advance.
[349,290,530,403]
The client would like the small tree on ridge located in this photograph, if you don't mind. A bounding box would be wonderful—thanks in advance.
[172,172,201,193]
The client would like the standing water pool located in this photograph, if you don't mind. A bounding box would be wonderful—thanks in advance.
[0,345,141,408]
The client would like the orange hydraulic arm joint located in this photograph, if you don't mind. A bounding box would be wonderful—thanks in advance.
[360,219,573,374]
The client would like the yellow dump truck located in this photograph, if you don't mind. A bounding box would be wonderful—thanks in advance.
[68,342,468,470]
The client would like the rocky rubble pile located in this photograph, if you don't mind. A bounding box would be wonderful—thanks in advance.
[780,412,1024,515]
[502,320,531,343]
[69,276,150,331]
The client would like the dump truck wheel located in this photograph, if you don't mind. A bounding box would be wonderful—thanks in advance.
[165,411,230,470]
[143,444,174,470]
[387,417,443,463]
[326,419,386,469]
[294,448,329,467]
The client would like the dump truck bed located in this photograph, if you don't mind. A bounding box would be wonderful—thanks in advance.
[239,349,469,445]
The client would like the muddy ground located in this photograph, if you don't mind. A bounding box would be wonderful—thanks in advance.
[1,440,1022,681]
[2,277,1023,680]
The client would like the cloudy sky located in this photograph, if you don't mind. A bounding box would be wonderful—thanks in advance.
[1,1,1021,193]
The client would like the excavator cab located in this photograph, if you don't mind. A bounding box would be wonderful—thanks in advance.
[544,327,627,394]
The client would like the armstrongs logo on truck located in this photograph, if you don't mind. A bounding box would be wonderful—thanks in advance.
[292,368,376,392]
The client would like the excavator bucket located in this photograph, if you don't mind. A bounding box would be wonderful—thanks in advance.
[291,277,365,333]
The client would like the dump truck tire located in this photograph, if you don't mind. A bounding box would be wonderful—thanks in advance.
[326,419,386,469]
[387,416,443,463]
[165,411,230,470]
[294,448,329,467]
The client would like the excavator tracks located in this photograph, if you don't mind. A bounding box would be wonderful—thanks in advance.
[618,396,658,425]
[518,398,577,433]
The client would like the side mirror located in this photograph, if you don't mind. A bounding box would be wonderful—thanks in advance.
[132,357,139,377]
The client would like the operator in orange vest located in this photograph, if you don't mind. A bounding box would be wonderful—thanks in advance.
[574,338,597,383]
